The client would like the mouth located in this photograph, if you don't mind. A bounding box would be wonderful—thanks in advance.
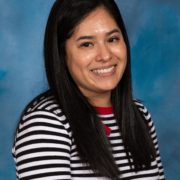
[91,65,116,75]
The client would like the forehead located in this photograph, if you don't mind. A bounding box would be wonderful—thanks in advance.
[72,7,120,37]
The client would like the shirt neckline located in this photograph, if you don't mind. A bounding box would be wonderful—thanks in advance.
[95,106,113,115]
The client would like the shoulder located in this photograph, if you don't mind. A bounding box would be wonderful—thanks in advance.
[17,90,71,136]
[134,100,151,119]
[23,90,60,116]
[133,100,155,132]
[22,90,65,121]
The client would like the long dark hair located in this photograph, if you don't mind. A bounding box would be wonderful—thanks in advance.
[44,0,156,178]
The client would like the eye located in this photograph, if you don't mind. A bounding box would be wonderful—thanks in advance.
[108,36,120,43]
[80,42,94,48]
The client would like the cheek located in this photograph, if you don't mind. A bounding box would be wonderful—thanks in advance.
[67,55,87,80]
[71,52,95,72]
[113,44,127,61]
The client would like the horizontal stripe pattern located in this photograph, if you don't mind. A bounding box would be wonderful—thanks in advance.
[13,91,165,179]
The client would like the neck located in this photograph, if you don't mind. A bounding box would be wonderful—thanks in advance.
[87,92,112,107]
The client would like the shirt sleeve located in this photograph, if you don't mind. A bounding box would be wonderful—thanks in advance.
[135,101,165,179]
[12,109,72,180]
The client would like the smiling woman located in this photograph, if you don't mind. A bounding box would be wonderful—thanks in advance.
[12,0,165,179]
[65,7,127,106]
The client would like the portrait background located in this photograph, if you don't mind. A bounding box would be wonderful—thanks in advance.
[0,0,179,179]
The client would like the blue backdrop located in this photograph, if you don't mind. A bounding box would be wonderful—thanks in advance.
[0,0,179,179]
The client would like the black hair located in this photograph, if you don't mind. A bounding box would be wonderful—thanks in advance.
[44,0,156,178]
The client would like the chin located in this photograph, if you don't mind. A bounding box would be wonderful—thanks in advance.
[98,84,117,92]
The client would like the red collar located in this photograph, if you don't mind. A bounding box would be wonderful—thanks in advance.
[95,106,113,115]
[95,106,113,136]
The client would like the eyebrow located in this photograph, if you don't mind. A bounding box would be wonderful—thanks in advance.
[107,29,121,36]
[76,28,121,41]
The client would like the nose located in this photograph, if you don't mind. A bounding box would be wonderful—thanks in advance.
[96,43,112,62]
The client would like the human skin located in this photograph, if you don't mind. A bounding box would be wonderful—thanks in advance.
[66,7,127,107]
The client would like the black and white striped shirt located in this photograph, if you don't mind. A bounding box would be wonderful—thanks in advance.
[13,91,165,179]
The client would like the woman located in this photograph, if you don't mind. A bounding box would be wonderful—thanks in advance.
[13,0,165,179]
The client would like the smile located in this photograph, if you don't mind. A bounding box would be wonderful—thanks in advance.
[91,65,116,75]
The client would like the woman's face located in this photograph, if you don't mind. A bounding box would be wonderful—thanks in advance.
[65,7,127,105]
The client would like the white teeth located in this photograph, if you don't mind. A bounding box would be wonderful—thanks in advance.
[92,66,115,74]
